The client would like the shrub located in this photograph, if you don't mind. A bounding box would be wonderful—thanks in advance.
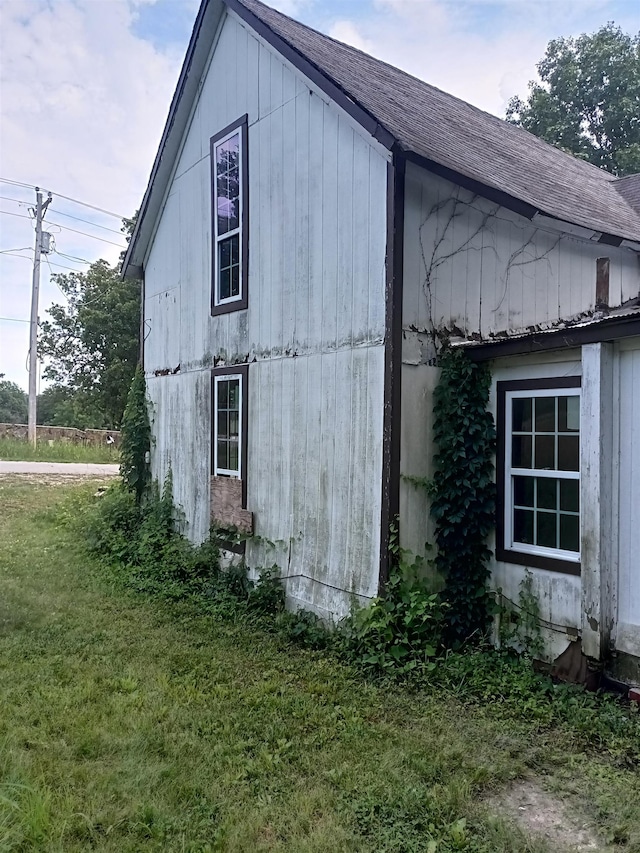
[341,566,445,675]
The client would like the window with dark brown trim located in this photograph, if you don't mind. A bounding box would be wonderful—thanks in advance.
[211,364,249,506]
[211,115,248,315]
[496,377,581,576]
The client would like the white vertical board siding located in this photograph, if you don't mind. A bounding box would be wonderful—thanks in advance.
[142,11,389,616]
[402,162,640,341]
[147,372,212,543]
[400,159,639,567]
[616,339,640,659]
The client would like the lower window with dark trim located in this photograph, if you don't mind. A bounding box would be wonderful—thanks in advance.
[496,376,581,575]
[210,365,251,537]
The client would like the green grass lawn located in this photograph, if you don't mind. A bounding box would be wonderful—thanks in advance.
[0,480,638,852]
[0,437,120,464]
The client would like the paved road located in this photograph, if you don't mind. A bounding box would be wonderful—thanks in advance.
[0,461,120,476]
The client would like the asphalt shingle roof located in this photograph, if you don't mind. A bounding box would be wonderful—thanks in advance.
[235,0,640,243]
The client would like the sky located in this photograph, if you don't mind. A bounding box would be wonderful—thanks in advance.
[1,0,639,392]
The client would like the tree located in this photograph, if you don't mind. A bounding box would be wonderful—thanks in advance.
[38,218,141,429]
[506,24,640,176]
[36,385,78,427]
[0,380,27,424]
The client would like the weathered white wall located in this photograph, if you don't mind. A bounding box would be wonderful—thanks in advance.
[402,162,639,342]
[615,338,640,661]
[400,159,640,579]
[487,352,584,661]
[143,10,390,618]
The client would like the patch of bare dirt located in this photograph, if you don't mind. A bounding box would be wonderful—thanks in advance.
[491,778,604,852]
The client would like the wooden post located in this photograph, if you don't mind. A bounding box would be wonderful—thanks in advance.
[580,342,614,660]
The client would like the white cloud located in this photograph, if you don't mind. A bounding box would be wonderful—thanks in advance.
[0,0,184,390]
[328,19,375,52]
[270,0,315,16]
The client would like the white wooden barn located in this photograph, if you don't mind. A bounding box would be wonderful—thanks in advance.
[122,0,640,682]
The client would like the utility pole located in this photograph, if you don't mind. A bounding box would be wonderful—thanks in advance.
[27,187,52,447]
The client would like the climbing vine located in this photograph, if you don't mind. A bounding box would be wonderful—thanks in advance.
[119,364,151,505]
[429,347,496,645]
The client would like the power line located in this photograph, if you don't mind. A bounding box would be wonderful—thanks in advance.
[0,247,32,254]
[44,219,126,248]
[0,252,33,261]
[0,177,127,220]
[0,210,33,222]
[0,250,91,273]
[54,250,92,265]
[0,195,30,208]
[0,209,126,248]
[0,194,126,236]
[42,208,125,236]
[0,316,29,323]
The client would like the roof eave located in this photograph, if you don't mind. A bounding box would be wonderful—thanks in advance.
[457,312,640,361]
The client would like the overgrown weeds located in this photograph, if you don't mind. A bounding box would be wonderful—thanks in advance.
[83,479,640,770]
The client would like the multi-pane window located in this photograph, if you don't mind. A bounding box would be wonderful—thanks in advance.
[215,132,240,302]
[504,387,580,563]
[211,115,247,314]
[214,375,242,477]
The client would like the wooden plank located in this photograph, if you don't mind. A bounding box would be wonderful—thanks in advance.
[336,118,354,347]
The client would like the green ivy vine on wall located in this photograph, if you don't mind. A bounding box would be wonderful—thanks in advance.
[428,347,496,645]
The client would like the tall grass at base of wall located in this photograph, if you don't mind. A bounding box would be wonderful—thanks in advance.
[81,481,640,771]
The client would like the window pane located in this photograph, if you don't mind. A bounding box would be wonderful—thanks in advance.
[514,476,534,507]
[512,435,532,468]
[217,197,233,234]
[537,477,557,510]
[536,511,557,548]
[512,398,532,432]
[228,442,239,472]
[219,266,231,301]
[228,410,239,438]
[217,411,228,439]
[217,439,228,471]
[231,264,240,297]
[558,435,579,471]
[231,233,239,265]
[560,479,579,513]
[558,396,580,432]
[535,435,555,469]
[228,379,240,410]
[514,508,534,544]
[560,514,579,552]
[217,380,228,409]
[535,397,556,432]
[219,238,231,269]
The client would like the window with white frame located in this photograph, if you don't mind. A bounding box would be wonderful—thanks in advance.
[214,374,242,478]
[498,379,581,572]
[211,115,247,314]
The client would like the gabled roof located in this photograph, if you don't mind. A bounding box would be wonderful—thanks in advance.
[123,0,640,277]
[615,174,640,216]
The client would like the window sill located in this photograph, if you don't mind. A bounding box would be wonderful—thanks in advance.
[495,546,581,576]
[211,296,248,316]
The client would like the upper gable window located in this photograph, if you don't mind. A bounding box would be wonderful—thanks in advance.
[211,115,248,315]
